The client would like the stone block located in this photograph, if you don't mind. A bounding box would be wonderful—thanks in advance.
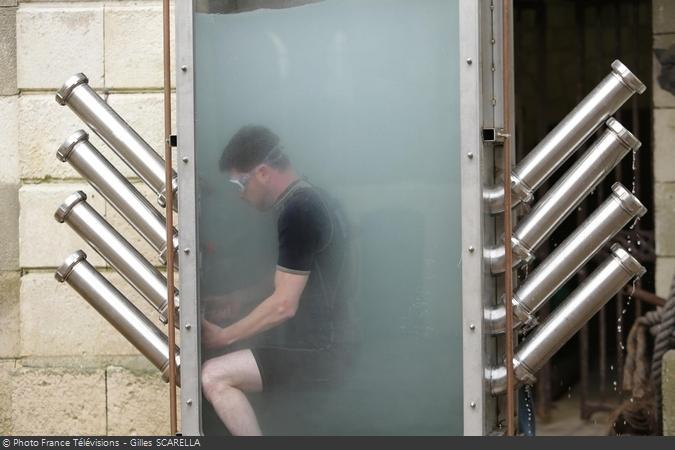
[16,3,104,90]
[11,366,106,435]
[18,93,174,181]
[655,182,675,256]
[654,110,675,183]
[106,366,178,435]
[0,1,16,6]
[656,257,675,299]
[663,350,675,436]
[0,7,17,95]
[18,183,107,268]
[653,34,675,109]
[0,272,20,358]
[0,184,19,270]
[0,361,16,435]
[20,270,168,358]
[104,2,175,89]
[0,96,18,184]
[654,1,675,34]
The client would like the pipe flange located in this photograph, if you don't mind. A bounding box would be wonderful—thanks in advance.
[157,177,179,209]
[512,294,533,325]
[610,244,647,279]
[55,250,87,283]
[513,357,537,385]
[611,183,647,218]
[605,118,641,151]
[57,130,89,162]
[54,191,87,223]
[55,73,89,106]
[510,172,534,205]
[511,236,534,266]
[160,354,181,384]
[611,60,646,95]
[158,235,179,266]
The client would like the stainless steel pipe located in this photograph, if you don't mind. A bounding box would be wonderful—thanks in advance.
[55,250,180,384]
[486,118,640,273]
[57,130,178,267]
[484,60,645,214]
[487,244,645,394]
[55,191,179,324]
[484,183,646,334]
[55,73,178,212]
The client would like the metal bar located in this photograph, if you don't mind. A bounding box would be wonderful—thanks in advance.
[487,244,646,394]
[55,75,178,212]
[502,0,515,436]
[55,250,180,383]
[626,287,666,307]
[55,191,178,323]
[163,0,178,435]
[485,118,641,274]
[483,60,645,214]
[57,130,178,267]
[484,183,647,333]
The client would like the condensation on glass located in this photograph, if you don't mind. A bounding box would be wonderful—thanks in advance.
[194,0,462,435]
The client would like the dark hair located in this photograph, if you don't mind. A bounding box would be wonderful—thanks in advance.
[219,125,290,172]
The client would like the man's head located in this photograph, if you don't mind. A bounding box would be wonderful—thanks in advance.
[219,125,294,210]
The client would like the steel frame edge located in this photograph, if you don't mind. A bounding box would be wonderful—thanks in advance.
[176,0,202,436]
[459,0,486,436]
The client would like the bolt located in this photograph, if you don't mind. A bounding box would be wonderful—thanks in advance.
[185,323,191,330]
[183,248,191,255]
[467,152,474,159]
[182,157,189,163]
[470,401,476,408]
[181,65,188,72]
[186,399,192,406]
[469,323,476,331]
[468,246,475,253]
[466,58,472,65]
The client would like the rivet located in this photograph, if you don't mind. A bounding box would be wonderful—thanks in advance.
[182,157,189,163]
[183,248,191,255]
[470,401,477,408]
[181,65,188,72]
[469,323,476,331]
[185,323,191,330]
[467,152,474,159]
[186,399,192,406]
[468,246,475,253]
[466,58,473,65]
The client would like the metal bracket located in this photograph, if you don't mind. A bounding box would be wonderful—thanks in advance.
[169,135,178,147]
[482,128,508,144]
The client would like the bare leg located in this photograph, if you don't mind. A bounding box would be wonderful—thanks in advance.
[201,349,263,436]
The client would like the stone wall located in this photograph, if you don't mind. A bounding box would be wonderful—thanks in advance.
[0,0,177,435]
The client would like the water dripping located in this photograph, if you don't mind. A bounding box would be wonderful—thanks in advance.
[631,149,637,194]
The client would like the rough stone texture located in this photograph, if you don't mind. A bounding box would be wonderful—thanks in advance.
[16,3,104,89]
[0,184,19,270]
[0,272,20,358]
[0,96,18,184]
[18,93,174,181]
[0,361,16,435]
[18,183,106,268]
[0,7,17,95]
[654,1,675,34]
[11,366,106,435]
[656,257,675,299]
[653,34,675,109]
[655,182,675,256]
[104,2,175,89]
[654,109,675,183]
[663,350,675,436]
[20,270,167,358]
[106,366,177,435]
[0,0,16,6]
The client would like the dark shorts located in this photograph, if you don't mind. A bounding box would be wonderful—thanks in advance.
[250,347,344,392]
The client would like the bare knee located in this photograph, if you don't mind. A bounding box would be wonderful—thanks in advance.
[202,359,233,398]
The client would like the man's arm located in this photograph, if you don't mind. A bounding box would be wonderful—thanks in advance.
[202,269,308,349]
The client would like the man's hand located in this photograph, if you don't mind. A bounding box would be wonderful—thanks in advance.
[201,319,228,350]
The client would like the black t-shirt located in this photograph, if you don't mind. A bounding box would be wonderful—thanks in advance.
[272,179,350,350]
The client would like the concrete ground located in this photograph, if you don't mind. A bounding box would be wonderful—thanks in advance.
[536,393,612,436]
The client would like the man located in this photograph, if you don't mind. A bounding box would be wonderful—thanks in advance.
[201,125,351,436]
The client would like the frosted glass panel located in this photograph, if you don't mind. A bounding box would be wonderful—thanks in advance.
[195,0,462,435]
